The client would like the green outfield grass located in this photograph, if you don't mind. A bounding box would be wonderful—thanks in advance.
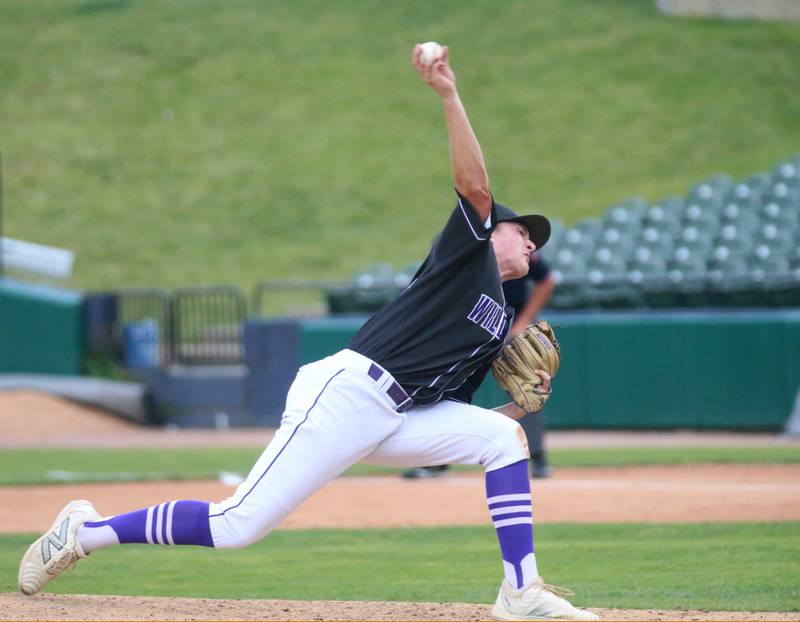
[1,523,798,610]
[0,445,797,485]
[1,1,798,301]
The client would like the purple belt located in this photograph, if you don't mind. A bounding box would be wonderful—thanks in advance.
[367,363,414,413]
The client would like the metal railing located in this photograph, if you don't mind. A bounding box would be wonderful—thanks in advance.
[115,288,172,367]
[172,286,247,365]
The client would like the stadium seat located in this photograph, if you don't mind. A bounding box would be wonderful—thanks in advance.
[626,248,668,301]
[597,226,635,258]
[559,220,601,258]
[676,226,714,255]
[666,248,709,307]
[771,156,800,191]
[761,198,800,230]
[643,196,683,236]
[719,200,761,234]
[328,262,402,314]
[548,249,590,310]
[602,197,647,236]
[539,218,565,262]
[753,223,795,256]
[735,172,772,198]
[687,173,733,208]
[748,250,790,282]
[682,203,721,236]
[551,248,587,280]
[582,251,642,309]
[765,237,800,306]
[714,224,754,257]
[636,226,674,257]
[706,255,760,306]
[766,181,800,209]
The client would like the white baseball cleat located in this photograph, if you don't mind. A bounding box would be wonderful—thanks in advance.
[18,499,100,595]
[491,576,599,620]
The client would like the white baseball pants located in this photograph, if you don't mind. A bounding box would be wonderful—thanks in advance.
[208,349,529,548]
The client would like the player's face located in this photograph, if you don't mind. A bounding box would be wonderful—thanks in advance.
[491,222,535,280]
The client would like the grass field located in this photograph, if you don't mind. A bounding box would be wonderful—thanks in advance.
[1,445,798,485]
[1,1,798,299]
[1,523,798,610]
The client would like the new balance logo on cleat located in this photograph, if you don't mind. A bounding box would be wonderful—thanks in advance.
[41,518,70,564]
[19,499,99,596]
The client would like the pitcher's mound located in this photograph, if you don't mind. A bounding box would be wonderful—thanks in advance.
[2,593,799,621]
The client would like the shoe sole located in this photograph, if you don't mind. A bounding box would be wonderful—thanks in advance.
[18,500,94,596]
[491,603,598,621]
[491,604,550,621]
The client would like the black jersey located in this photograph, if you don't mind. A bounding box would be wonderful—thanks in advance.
[349,192,512,405]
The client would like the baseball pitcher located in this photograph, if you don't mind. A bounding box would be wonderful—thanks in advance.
[19,44,596,621]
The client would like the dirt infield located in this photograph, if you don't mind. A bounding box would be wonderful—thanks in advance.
[2,464,800,534]
[3,592,800,621]
[2,390,799,620]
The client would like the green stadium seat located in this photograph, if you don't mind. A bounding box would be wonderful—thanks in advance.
[587,251,627,282]
[791,238,800,268]
[771,156,800,191]
[705,255,762,307]
[582,251,643,309]
[676,226,714,255]
[540,219,565,262]
[551,248,587,280]
[719,201,761,234]
[687,173,733,208]
[748,252,790,281]
[597,227,635,258]
[761,198,800,230]
[602,197,647,235]
[682,203,721,236]
[628,247,668,277]
[636,226,675,256]
[626,248,668,307]
[328,262,402,314]
[352,262,395,288]
[559,220,601,258]
[548,249,590,310]
[666,249,710,307]
[736,172,772,198]
[753,223,794,256]
[643,196,684,235]
[763,230,800,306]
[714,224,754,257]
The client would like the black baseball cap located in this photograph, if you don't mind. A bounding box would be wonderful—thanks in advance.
[494,203,551,250]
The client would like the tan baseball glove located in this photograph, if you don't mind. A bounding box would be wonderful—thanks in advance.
[491,320,560,413]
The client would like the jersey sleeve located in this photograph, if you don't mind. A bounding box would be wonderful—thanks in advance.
[430,190,495,261]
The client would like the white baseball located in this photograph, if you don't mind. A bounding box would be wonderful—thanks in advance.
[419,41,444,65]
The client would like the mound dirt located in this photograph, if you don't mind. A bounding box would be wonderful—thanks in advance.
[2,593,798,621]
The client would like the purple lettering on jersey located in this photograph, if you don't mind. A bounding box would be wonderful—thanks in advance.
[468,294,495,323]
[468,294,505,337]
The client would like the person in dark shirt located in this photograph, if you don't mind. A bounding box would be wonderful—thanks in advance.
[403,253,555,479]
[19,44,596,622]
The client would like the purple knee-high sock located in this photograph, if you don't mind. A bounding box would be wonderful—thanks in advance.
[485,459,538,590]
[78,500,214,553]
